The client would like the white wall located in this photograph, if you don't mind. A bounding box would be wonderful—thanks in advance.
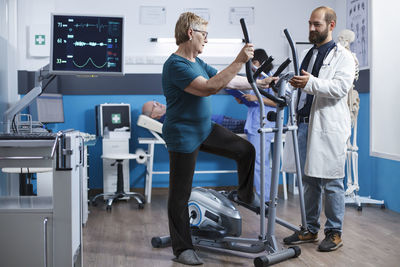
[0,0,19,195]
[370,0,400,161]
[0,0,9,126]
[16,0,340,74]
[0,0,18,128]
[16,0,55,71]
[0,0,8,194]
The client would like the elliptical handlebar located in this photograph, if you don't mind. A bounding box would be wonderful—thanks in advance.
[272,58,292,78]
[258,58,292,107]
[269,58,292,91]
[282,28,308,231]
[259,88,287,107]
[284,29,299,76]
[239,20,302,266]
[240,18,290,108]
[240,17,269,239]
[253,56,274,80]
[239,18,255,85]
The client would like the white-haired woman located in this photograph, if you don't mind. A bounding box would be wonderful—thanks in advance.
[162,12,276,265]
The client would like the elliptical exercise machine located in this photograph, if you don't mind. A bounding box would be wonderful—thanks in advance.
[152,19,308,266]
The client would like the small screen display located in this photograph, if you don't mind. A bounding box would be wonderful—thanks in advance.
[102,105,130,132]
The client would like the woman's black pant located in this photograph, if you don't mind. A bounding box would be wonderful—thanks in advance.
[168,124,255,256]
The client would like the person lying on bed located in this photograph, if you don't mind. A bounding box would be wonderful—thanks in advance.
[142,100,246,134]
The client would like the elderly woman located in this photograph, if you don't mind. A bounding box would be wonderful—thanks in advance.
[162,12,276,265]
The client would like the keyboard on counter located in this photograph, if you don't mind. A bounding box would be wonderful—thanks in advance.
[0,132,58,140]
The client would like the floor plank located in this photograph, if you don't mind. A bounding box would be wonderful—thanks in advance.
[83,190,400,266]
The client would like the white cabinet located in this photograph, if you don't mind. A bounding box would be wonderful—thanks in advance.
[0,131,83,267]
[0,197,53,267]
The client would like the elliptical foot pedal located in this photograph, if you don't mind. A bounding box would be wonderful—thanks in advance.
[227,190,261,214]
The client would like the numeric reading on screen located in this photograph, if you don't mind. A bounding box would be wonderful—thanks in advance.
[51,15,123,74]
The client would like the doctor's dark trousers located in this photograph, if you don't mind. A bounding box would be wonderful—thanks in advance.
[167,124,255,256]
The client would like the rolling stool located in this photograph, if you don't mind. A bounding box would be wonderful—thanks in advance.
[91,154,145,211]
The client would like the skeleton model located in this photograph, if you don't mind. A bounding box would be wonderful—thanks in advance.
[338,29,384,211]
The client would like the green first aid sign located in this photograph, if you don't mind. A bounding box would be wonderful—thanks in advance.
[111,113,121,124]
[35,35,45,45]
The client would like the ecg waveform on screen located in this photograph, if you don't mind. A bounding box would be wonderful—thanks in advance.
[73,19,120,33]
[73,58,108,69]
[73,41,108,47]
[74,20,107,32]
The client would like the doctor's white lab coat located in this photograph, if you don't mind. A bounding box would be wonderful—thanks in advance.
[303,43,356,179]
[282,43,356,178]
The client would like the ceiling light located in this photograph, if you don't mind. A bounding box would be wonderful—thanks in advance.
[150,38,244,44]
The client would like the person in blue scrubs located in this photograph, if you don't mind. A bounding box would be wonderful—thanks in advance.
[162,12,277,265]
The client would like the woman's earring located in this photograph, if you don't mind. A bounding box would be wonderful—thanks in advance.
[189,37,192,41]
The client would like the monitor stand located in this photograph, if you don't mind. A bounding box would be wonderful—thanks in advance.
[3,64,52,133]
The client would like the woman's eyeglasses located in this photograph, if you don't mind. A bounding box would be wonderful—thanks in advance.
[193,29,208,39]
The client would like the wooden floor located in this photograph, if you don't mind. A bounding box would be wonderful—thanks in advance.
[83,189,400,267]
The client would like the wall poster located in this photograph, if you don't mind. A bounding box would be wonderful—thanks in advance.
[347,0,369,69]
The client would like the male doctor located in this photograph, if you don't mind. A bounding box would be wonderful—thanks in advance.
[283,6,355,252]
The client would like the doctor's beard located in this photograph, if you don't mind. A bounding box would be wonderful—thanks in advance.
[309,27,329,44]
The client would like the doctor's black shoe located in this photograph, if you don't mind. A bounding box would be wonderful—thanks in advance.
[318,231,343,252]
[283,229,319,245]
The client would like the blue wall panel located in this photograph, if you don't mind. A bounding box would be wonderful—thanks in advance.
[49,94,249,190]
[354,93,400,212]
[372,157,400,212]
[355,93,373,196]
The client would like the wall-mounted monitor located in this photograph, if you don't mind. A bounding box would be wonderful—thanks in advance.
[50,14,124,75]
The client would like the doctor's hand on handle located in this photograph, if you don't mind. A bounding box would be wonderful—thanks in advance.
[289,69,311,89]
